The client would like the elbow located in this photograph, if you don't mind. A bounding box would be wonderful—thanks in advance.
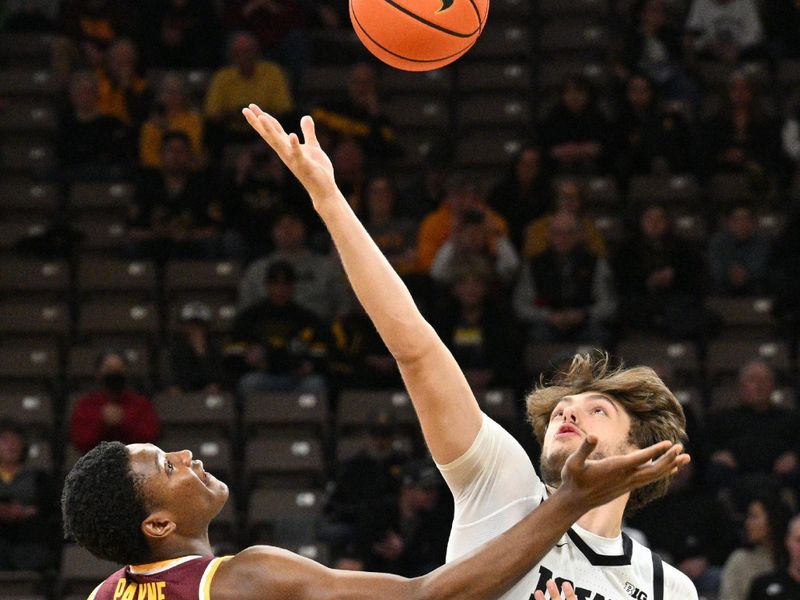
[389,321,440,365]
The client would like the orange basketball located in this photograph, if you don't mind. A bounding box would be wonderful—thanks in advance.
[350,0,490,71]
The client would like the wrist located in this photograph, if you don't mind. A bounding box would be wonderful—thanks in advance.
[546,486,587,522]
[313,189,349,218]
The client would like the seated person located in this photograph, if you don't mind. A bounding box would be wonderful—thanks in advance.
[166,301,226,394]
[707,204,770,295]
[127,131,223,261]
[747,515,800,600]
[685,0,764,63]
[0,420,54,570]
[231,261,330,396]
[513,211,616,345]
[69,351,160,453]
[96,38,152,127]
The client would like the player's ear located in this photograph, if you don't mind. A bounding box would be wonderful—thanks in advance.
[142,512,177,541]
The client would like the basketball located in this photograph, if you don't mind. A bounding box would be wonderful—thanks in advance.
[349,0,490,71]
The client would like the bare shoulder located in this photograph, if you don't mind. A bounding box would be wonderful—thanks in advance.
[210,545,328,600]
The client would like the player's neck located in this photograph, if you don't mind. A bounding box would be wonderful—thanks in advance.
[574,493,628,538]
[151,532,214,561]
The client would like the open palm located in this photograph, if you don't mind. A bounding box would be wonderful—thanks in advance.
[242,105,337,204]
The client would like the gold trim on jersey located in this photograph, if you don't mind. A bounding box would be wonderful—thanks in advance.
[86,582,102,600]
[129,555,203,576]
[199,556,232,600]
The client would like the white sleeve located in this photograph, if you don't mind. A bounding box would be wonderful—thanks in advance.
[436,413,545,522]
[664,562,699,600]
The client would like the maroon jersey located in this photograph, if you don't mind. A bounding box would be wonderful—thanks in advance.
[88,555,230,600]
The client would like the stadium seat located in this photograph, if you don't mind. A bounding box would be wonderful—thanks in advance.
[457,93,532,128]
[0,182,59,215]
[538,0,609,17]
[627,174,700,206]
[165,298,237,335]
[298,65,352,100]
[394,129,450,167]
[0,68,59,98]
[457,62,532,92]
[0,138,55,172]
[336,389,418,432]
[246,488,323,547]
[705,296,777,336]
[69,181,134,218]
[77,300,160,344]
[525,342,598,379]
[58,545,118,598]
[0,219,49,252]
[0,343,60,385]
[383,95,450,130]
[709,384,795,413]
[242,391,328,438]
[381,67,453,94]
[0,33,54,67]
[470,23,531,59]
[671,211,707,241]
[0,100,57,134]
[537,61,610,92]
[72,217,128,253]
[616,339,701,385]
[589,212,624,242]
[0,258,69,300]
[158,432,233,481]
[77,258,157,301]
[0,301,70,339]
[454,130,527,167]
[244,436,325,488]
[0,390,54,435]
[539,20,610,56]
[706,339,792,384]
[163,260,241,301]
[756,211,786,239]
[335,433,415,464]
[707,173,758,205]
[476,388,519,427]
[491,0,531,18]
[152,391,235,437]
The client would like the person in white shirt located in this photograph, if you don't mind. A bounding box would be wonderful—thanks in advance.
[685,0,764,62]
[242,106,695,600]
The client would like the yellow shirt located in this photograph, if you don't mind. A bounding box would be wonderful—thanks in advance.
[96,70,149,125]
[204,61,293,132]
[139,111,205,168]
[522,214,607,259]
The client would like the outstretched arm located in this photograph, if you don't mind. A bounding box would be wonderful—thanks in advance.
[242,106,481,464]
[213,437,689,600]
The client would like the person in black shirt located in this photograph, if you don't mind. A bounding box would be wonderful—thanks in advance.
[231,261,329,396]
[166,301,226,394]
[747,516,800,600]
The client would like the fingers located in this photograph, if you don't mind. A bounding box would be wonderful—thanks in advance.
[242,105,292,157]
[534,580,576,600]
[561,581,576,599]
[618,439,675,469]
[300,115,320,147]
[568,434,598,467]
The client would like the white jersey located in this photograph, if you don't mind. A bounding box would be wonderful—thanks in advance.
[437,414,698,600]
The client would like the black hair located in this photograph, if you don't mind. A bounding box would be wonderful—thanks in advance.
[62,442,152,565]
[748,493,794,567]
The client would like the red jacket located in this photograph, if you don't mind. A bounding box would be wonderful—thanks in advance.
[70,390,160,453]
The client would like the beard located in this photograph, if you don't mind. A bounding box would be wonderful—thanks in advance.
[539,439,629,488]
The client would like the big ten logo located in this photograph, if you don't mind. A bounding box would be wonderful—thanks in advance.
[624,582,647,600]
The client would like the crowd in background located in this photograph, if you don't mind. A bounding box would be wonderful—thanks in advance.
[3,1,800,599]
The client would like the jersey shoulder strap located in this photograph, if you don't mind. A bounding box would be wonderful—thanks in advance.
[650,549,664,600]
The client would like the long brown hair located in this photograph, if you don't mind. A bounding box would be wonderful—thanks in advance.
[526,352,687,514]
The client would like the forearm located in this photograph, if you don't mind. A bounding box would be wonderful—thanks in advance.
[412,489,583,600]
[315,191,436,362]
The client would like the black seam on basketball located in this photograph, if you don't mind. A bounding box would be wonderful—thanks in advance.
[467,0,483,28]
[351,1,477,63]
[375,0,480,38]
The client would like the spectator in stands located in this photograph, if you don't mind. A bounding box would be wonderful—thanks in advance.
[539,75,611,174]
[429,206,519,287]
[364,174,418,277]
[513,211,617,345]
[58,70,132,177]
[783,103,800,169]
[204,31,293,149]
[433,260,522,391]
[613,204,706,338]
[685,0,765,63]
[618,0,697,106]
[331,138,369,216]
[54,0,136,82]
[1,0,59,31]
[166,301,226,394]
[768,204,800,335]
[232,261,330,395]
[322,409,410,556]
[700,71,782,179]
[127,131,224,261]
[707,203,770,295]
[416,176,510,274]
[0,420,54,570]
[398,145,449,222]
[761,0,800,58]
[719,495,793,600]
[219,142,311,261]
[488,144,551,250]
[612,72,692,178]
[521,178,607,259]
[138,0,222,69]
[96,38,152,127]
[238,210,349,319]
[223,0,313,87]
[747,514,800,600]
[139,73,205,169]
[628,460,736,597]
[311,62,402,162]
[357,459,452,576]
[69,351,160,453]
[706,360,800,491]
[328,291,401,390]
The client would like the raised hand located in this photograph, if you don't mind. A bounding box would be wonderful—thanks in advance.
[558,435,689,511]
[242,106,337,206]
[533,580,579,600]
